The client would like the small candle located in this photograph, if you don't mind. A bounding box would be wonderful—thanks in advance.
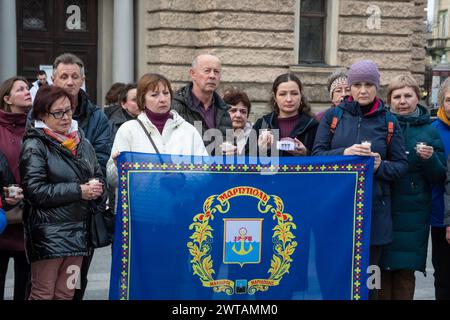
[361,140,372,151]
[416,142,426,151]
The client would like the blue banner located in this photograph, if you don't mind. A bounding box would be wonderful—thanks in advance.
[109,153,373,300]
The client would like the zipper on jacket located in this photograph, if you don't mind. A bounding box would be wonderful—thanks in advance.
[356,117,362,143]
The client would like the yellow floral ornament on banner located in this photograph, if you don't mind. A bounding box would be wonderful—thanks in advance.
[187,186,297,295]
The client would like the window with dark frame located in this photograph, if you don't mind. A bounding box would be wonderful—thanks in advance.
[299,0,327,64]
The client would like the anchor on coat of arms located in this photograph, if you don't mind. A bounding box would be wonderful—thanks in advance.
[232,227,253,255]
[224,219,263,267]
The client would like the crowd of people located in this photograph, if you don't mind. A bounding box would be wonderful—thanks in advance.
[0,52,449,301]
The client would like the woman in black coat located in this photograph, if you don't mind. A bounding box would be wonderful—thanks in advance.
[19,86,106,300]
[247,73,318,157]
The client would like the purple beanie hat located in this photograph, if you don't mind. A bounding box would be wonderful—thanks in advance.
[347,60,380,90]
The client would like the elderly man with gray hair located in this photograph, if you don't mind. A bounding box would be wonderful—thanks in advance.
[171,54,232,154]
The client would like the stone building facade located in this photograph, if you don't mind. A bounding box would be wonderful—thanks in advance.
[138,0,428,119]
[428,0,450,64]
[0,0,427,119]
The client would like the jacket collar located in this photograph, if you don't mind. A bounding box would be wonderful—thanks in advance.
[175,82,229,112]
[339,96,385,117]
[73,90,97,125]
[262,111,316,137]
[138,109,185,133]
[0,109,27,131]
[393,104,431,126]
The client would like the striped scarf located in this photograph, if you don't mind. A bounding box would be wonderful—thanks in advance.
[43,129,80,155]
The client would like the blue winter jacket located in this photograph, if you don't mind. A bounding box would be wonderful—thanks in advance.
[73,90,112,176]
[312,97,408,245]
[431,118,450,227]
[0,208,6,234]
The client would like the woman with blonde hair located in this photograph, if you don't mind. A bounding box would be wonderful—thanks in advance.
[379,74,446,300]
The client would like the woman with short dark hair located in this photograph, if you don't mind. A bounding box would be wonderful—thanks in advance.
[20,85,106,300]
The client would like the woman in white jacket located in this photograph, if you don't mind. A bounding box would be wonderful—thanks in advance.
[107,73,207,198]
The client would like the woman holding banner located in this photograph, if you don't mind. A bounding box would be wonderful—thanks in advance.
[107,73,207,189]
[107,73,207,298]
[312,60,408,299]
[247,73,318,157]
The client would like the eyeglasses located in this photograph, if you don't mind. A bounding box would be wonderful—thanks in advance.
[48,107,73,119]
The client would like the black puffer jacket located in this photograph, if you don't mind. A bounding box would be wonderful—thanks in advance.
[19,127,106,263]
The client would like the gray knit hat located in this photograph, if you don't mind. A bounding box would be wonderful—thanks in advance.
[347,60,380,90]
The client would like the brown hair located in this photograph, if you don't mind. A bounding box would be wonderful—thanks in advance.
[0,76,29,112]
[222,87,252,114]
[136,73,173,111]
[269,73,313,117]
[105,82,126,105]
[119,83,137,105]
[31,85,75,120]
[387,74,420,105]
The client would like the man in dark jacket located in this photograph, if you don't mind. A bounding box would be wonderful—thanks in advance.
[51,53,112,300]
[171,54,232,154]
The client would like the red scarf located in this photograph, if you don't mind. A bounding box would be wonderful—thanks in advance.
[43,129,80,155]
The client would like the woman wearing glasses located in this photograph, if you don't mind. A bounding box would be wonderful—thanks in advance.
[19,85,106,300]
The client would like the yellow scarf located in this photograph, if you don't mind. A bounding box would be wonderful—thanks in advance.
[437,106,450,126]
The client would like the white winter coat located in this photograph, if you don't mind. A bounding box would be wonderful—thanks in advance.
[107,110,207,188]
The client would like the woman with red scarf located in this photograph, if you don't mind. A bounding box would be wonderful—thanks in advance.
[19,85,106,300]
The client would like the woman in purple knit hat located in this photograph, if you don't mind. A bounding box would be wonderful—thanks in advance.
[313,59,409,300]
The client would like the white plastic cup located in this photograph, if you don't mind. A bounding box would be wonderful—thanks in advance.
[361,140,372,151]
[88,178,100,185]
[6,184,19,198]
[416,142,426,151]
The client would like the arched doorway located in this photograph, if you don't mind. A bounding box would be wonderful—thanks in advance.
[16,0,98,102]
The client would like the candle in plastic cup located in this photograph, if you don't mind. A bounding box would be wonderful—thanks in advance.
[7,184,19,198]
[221,142,235,152]
[416,142,426,151]
[361,140,372,151]
[88,178,100,185]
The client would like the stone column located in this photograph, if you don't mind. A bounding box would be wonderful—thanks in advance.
[113,0,134,83]
[0,0,17,81]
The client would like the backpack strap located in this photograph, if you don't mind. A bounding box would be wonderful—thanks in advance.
[385,111,395,146]
[329,107,344,134]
